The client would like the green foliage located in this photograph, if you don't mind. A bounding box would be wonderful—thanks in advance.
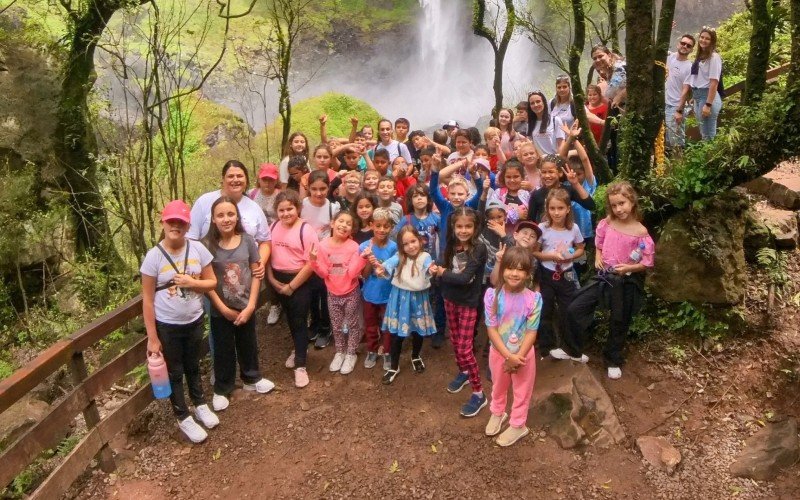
[71,258,138,312]
[630,295,738,343]
[0,359,13,380]
[756,247,790,290]
[56,433,81,457]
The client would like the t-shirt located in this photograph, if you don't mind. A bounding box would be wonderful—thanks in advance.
[551,100,575,128]
[665,52,693,107]
[140,240,213,324]
[269,220,318,272]
[528,184,596,223]
[595,218,655,268]
[572,178,597,239]
[302,198,341,239]
[538,222,584,271]
[187,191,271,243]
[382,252,433,292]
[685,53,722,89]
[484,287,542,348]
[375,140,412,171]
[278,155,309,184]
[394,212,441,257]
[311,238,366,296]
[381,202,403,224]
[208,233,259,315]
[359,239,398,304]
[587,102,608,144]
[528,115,565,155]
[250,188,279,226]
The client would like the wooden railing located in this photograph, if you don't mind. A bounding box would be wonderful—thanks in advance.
[722,63,791,98]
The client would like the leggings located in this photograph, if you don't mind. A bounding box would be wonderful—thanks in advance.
[390,333,423,370]
[210,314,261,396]
[537,266,578,354]
[327,288,364,355]
[156,317,206,420]
[273,269,312,367]
[444,300,482,393]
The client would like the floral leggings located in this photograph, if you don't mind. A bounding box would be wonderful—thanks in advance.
[328,288,364,355]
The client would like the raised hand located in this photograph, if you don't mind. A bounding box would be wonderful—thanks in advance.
[350,116,359,127]
[319,114,328,125]
[562,164,579,185]
[496,243,506,264]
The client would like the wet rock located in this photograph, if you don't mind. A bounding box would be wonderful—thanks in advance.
[636,436,682,474]
[729,418,799,481]
[529,361,625,449]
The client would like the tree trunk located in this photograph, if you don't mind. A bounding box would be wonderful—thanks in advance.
[608,0,619,53]
[744,0,772,104]
[789,0,800,112]
[493,47,504,117]
[473,0,515,118]
[54,2,119,260]
[570,0,611,182]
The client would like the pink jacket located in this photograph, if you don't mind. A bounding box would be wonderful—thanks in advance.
[311,238,367,295]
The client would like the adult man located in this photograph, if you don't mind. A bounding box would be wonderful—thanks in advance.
[665,34,696,153]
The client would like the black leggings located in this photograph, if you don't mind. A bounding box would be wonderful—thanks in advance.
[156,317,206,420]
[390,333,423,370]
[537,266,579,353]
[273,269,312,368]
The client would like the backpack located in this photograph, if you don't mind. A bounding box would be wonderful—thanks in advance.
[691,57,725,99]
[270,221,310,250]
[549,98,576,120]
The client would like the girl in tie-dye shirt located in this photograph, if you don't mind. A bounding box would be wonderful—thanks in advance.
[483,247,542,447]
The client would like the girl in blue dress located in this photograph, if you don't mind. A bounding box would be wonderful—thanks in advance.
[374,226,437,385]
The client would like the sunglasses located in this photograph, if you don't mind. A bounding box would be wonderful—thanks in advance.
[527,90,545,98]
[555,75,570,82]
[679,41,694,48]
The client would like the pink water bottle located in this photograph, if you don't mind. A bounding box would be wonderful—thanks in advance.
[147,352,172,399]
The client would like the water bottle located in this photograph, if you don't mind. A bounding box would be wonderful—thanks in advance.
[562,247,575,259]
[629,242,646,263]
[147,352,172,399]
[506,333,521,354]
[343,324,349,336]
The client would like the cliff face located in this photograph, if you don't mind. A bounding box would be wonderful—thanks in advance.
[674,0,741,33]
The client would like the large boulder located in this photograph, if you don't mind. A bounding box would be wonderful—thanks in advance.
[744,162,800,210]
[729,418,799,481]
[648,192,747,304]
[529,360,625,449]
[0,394,50,452]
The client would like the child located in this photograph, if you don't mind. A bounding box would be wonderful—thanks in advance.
[532,188,585,357]
[417,146,436,184]
[517,142,541,192]
[267,190,320,388]
[430,207,488,418]
[359,208,398,370]
[141,200,218,443]
[395,183,440,258]
[363,169,381,195]
[527,154,595,223]
[586,84,608,145]
[300,145,338,198]
[483,246,542,446]
[490,221,542,287]
[337,170,362,212]
[374,226,437,384]
[562,129,597,276]
[372,149,391,177]
[496,108,520,158]
[286,155,309,193]
[310,212,368,375]
[250,162,283,325]
[352,191,378,244]
[556,182,654,379]
[302,170,340,349]
[391,156,417,211]
[205,197,274,412]
[279,132,309,188]
[488,160,530,234]
[377,176,403,224]
[483,127,507,172]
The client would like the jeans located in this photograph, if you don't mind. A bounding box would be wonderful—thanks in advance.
[273,269,312,367]
[692,87,722,140]
[210,314,261,396]
[664,103,686,149]
[156,317,206,420]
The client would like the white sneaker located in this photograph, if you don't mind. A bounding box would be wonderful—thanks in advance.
[285,351,295,369]
[267,304,282,325]
[340,354,357,375]
[382,354,391,371]
[179,416,208,443]
[549,348,589,363]
[607,367,622,380]
[244,378,275,394]
[194,404,220,429]
[329,352,346,372]
[212,394,229,411]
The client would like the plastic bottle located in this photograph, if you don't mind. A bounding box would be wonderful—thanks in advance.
[562,247,575,259]
[629,241,646,263]
[147,352,172,399]
[506,333,521,354]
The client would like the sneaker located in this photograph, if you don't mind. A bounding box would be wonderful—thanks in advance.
[447,372,470,394]
[607,367,622,380]
[460,392,488,418]
[364,352,378,369]
[243,378,275,394]
[194,404,219,429]
[431,333,444,349]
[294,367,309,388]
[285,351,296,369]
[382,369,399,385]
[382,354,391,371]
[485,412,508,437]
[411,357,425,373]
[267,304,282,325]
[178,416,208,443]
[212,393,229,412]
[329,352,346,372]
[315,334,331,349]
[340,354,358,375]
[495,425,529,447]
[549,348,589,363]
[307,331,319,343]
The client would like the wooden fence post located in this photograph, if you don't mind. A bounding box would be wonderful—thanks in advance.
[69,352,116,473]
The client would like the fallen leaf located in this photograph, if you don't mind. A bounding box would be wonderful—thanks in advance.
[389,460,400,473]
[430,444,438,453]
[212,448,221,461]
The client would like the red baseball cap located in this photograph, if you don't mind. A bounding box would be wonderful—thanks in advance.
[161,200,191,224]
[258,163,279,180]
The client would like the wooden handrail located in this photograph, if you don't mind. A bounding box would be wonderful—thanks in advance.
[722,63,791,98]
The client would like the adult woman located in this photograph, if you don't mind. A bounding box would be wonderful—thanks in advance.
[525,90,565,156]
[591,44,626,169]
[674,27,723,140]
[188,160,271,278]
[374,118,412,170]
[550,75,575,128]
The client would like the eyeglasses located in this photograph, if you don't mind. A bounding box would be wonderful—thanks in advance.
[679,41,694,48]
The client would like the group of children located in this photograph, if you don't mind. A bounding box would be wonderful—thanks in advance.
[142,86,655,446]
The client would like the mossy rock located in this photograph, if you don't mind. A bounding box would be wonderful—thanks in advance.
[743,208,774,262]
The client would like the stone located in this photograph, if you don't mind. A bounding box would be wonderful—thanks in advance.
[649,192,748,304]
[742,209,774,262]
[729,418,800,481]
[636,436,682,474]
[755,206,799,250]
[529,360,625,449]
[0,394,50,451]
[744,162,800,210]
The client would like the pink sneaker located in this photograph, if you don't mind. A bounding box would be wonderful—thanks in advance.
[294,367,309,388]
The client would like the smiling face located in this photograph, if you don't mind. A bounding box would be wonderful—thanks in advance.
[308,180,328,205]
[608,193,634,221]
[503,168,523,192]
[591,48,612,70]
[291,136,306,155]
[453,215,476,244]
[378,121,393,144]
[162,219,189,243]
[454,136,471,155]
[332,213,354,239]
[361,126,374,141]
[587,88,601,106]
[212,201,238,236]
[276,200,299,226]
[447,183,468,207]
[503,265,527,291]
[344,175,361,196]
[222,167,247,198]
[514,227,537,248]
[519,145,539,169]
[355,198,374,223]
[529,94,545,116]
[363,172,380,191]
[372,218,392,243]
[677,36,695,56]
[540,162,560,188]
[498,109,512,127]
[400,231,421,258]
[698,31,713,50]
[546,197,570,226]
